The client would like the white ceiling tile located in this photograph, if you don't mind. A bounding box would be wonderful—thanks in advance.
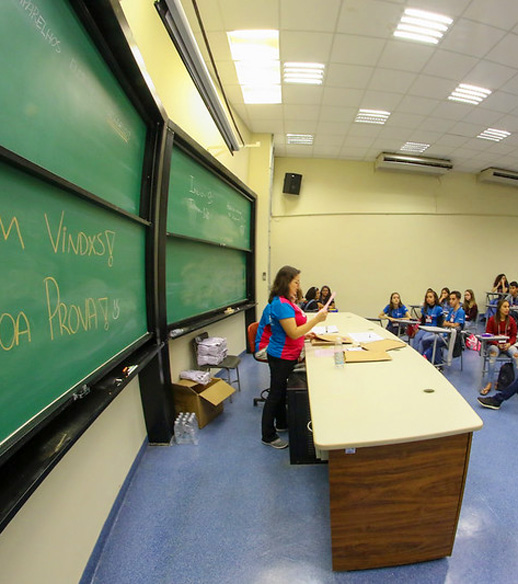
[407,0,470,17]
[501,74,518,95]
[463,0,518,31]
[245,104,283,120]
[282,85,324,105]
[465,61,517,90]
[283,104,320,121]
[482,92,518,113]
[368,68,417,94]
[316,121,352,135]
[418,117,457,133]
[330,35,386,66]
[422,50,478,81]
[397,96,440,115]
[322,87,364,108]
[486,33,518,69]
[336,0,402,37]
[385,112,425,129]
[326,64,374,88]
[339,146,371,159]
[460,108,504,127]
[318,105,357,124]
[360,90,403,111]
[428,101,474,121]
[377,40,434,73]
[285,145,314,157]
[283,120,318,133]
[250,119,284,133]
[280,32,334,62]
[280,0,341,32]
[216,0,280,29]
[440,19,506,59]
[313,134,345,147]
[449,121,484,138]
[408,75,455,100]
[312,145,341,158]
[434,134,470,148]
[347,124,382,138]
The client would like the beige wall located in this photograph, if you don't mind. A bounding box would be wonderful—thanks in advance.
[271,157,518,317]
[0,380,147,584]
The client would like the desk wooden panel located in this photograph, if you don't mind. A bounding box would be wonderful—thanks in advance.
[329,433,472,571]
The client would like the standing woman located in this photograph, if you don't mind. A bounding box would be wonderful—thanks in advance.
[260,265,327,449]
[378,292,410,335]
[413,289,444,355]
[480,299,518,395]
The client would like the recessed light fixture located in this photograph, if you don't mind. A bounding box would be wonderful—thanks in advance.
[394,8,453,45]
[286,134,314,145]
[227,30,281,104]
[283,62,325,85]
[448,84,491,105]
[477,128,511,142]
[400,142,430,154]
[355,109,391,125]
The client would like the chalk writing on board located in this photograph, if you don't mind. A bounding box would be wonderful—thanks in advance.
[0,311,31,351]
[107,113,132,143]
[18,0,62,53]
[0,215,25,249]
[44,276,114,339]
[44,211,116,267]
[226,202,245,234]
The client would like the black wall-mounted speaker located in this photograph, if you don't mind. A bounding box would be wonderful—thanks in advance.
[283,172,302,195]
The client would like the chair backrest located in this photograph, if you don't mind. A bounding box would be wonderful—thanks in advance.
[247,322,268,363]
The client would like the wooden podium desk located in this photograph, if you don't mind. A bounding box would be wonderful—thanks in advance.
[305,313,483,571]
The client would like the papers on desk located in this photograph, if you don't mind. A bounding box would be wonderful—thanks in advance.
[348,331,384,344]
[313,325,339,334]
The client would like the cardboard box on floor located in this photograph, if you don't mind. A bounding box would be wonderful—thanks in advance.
[172,378,235,428]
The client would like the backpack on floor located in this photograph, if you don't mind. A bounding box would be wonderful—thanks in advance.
[496,362,515,390]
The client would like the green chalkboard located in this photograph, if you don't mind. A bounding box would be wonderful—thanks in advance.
[166,238,247,323]
[0,0,147,214]
[167,147,252,250]
[0,160,148,453]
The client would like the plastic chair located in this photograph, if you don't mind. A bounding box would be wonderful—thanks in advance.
[247,322,270,406]
[192,332,241,392]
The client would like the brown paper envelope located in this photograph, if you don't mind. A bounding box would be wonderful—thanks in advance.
[343,350,392,363]
[361,339,406,352]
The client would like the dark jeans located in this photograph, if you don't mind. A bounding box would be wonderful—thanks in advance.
[494,377,518,404]
[261,354,297,442]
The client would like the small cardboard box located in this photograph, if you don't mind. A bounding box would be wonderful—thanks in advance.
[172,378,235,428]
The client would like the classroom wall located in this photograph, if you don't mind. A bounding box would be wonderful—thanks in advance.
[271,157,518,317]
[0,2,273,584]
[0,380,146,584]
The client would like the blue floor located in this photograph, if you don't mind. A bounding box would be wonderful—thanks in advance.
[82,342,518,584]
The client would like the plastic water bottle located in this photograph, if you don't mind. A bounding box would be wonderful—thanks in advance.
[186,413,199,445]
[334,338,345,368]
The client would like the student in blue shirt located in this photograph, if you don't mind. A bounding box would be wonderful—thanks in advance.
[413,289,444,355]
[423,290,465,362]
[378,292,410,335]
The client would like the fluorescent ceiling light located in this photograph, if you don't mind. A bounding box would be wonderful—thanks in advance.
[227,30,279,61]
[400,142,430,153]
[235,60,281,85]
[355,109,391,125]
[242,85,281,104]
[287,133,314,145]
[283,62,325,85]
[477,128,511,142]
[394,8,453,44]
[448,83,491,105]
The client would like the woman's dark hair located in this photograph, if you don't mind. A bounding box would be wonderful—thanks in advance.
[389,292,402,311]
[495,298,510,324]
[320,285,331,303]
[493,273,508,288]
[424,289,439,307]
[463,289,476,310]
[269,265,300,303]
[439,287,450,300]
[305,287,318,302]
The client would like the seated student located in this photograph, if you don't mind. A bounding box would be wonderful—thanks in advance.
[378,292,410,335]
[478,375,518,410]
[438,287,451,311]
[302,287,320,312]
[505,281,518,322]
[486,274,509,320]
[462,289,478,326]
[423,290,465,362]
[319,285,337,311]
[480,298,518,395]
[413,289,444,355]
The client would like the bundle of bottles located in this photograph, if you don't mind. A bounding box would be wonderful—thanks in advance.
[174,412,199,445]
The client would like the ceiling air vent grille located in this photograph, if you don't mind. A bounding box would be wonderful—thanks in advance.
[478,167,518,187]
[375,152,452,175]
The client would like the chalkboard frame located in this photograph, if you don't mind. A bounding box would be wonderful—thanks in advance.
[163,121,257,337]
[0,0,174,530]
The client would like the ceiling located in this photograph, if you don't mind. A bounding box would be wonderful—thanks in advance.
[181,0,518,173]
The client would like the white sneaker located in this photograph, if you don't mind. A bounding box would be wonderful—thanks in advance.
[261,437,288,449]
